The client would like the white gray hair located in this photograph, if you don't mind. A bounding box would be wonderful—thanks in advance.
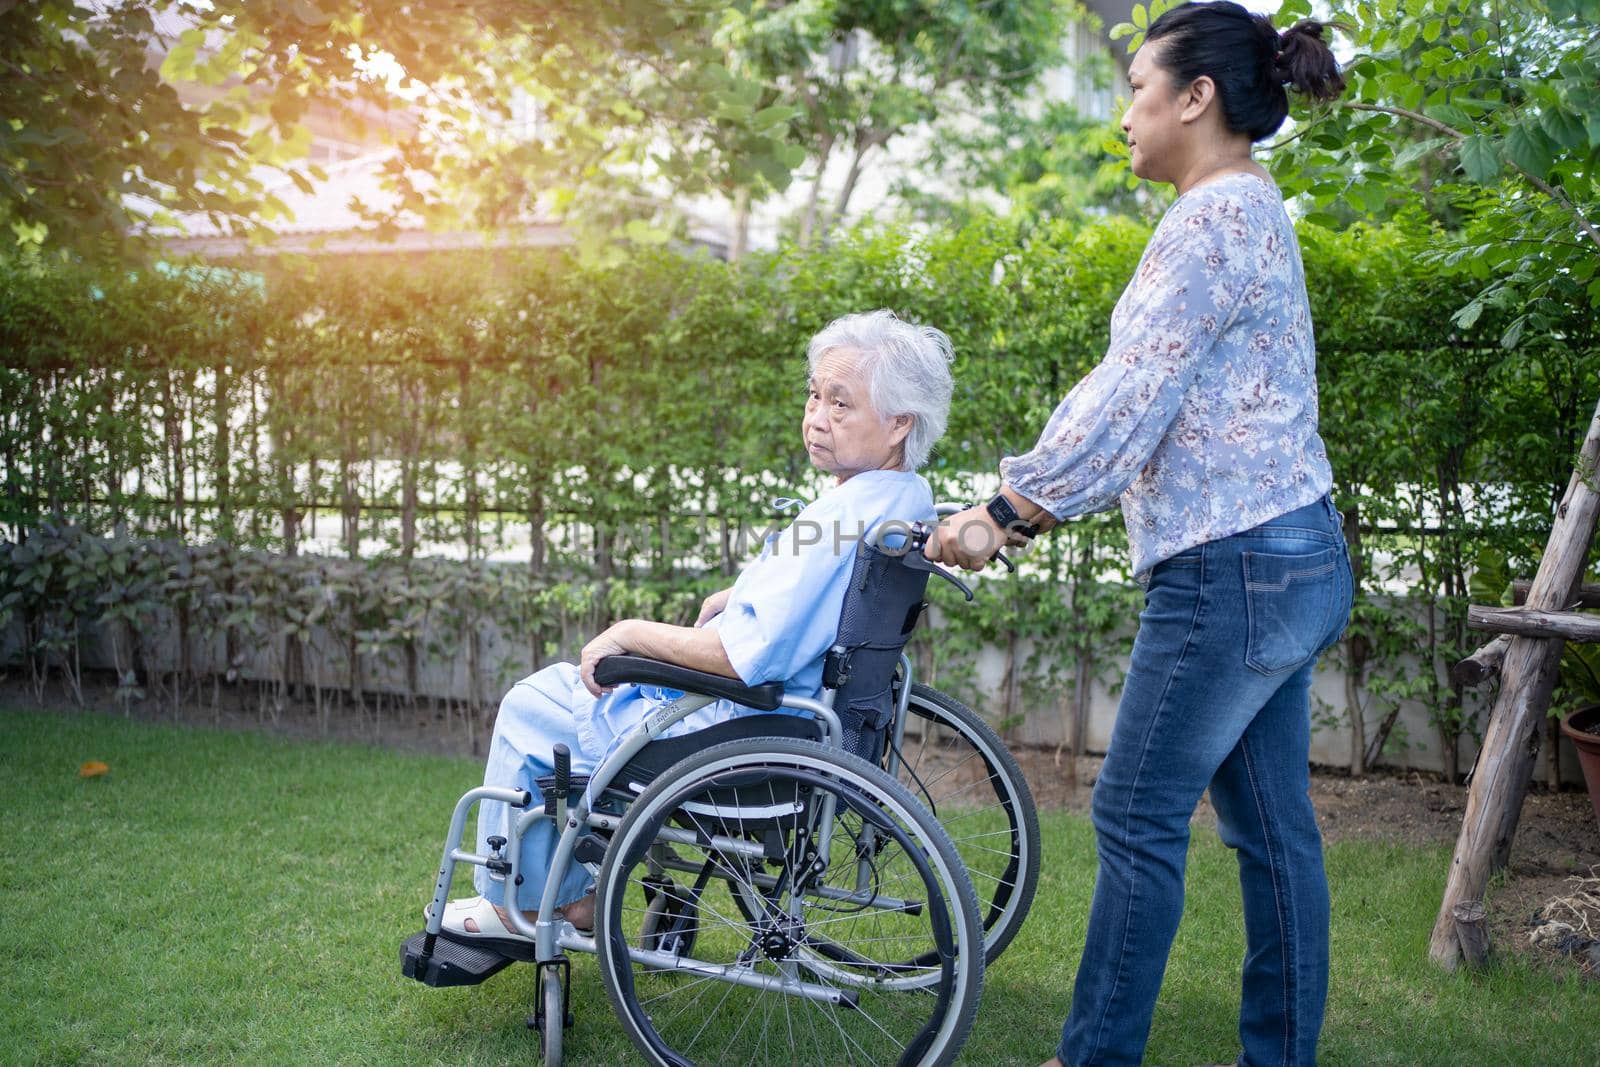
[805,309,954,471]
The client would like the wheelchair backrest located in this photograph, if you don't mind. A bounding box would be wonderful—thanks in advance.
[823,533,932,762]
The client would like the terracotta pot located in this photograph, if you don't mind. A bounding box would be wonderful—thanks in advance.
[1559,705,1600,827]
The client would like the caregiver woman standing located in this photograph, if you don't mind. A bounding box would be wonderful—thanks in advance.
[926,4,1352,1065]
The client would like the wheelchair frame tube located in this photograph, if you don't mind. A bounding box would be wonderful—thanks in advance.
[882,654,914,781]
[780,692,843,879]
[508,691,716,955]
[621,944,859,1008]
[422,786,532,937]
[649,849,922,915]
[504,688,847,959]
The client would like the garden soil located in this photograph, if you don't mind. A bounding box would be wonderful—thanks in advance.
[10,671,1599,978]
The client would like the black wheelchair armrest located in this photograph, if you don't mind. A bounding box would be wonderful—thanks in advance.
[592,654,785,712]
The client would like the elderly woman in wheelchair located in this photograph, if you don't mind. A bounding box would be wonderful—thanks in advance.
[402,310,1040,1067]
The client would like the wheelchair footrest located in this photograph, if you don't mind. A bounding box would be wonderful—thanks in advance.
[401,932,520,987]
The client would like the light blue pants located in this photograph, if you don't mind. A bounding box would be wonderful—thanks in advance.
[473,663,598,912]
[1059,494,1354,1067]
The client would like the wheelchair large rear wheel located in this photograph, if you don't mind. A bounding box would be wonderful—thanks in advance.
[594,737,985,1067]
[893,683,1041,966]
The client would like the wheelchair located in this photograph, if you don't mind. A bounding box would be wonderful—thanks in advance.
[400,512,1041,1066]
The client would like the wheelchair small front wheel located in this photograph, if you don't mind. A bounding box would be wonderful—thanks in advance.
[594,736,985,1067]
[537,963,564,1066]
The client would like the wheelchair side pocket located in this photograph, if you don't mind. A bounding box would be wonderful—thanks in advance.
[840,688,894,764]
[1242,546,1342,676]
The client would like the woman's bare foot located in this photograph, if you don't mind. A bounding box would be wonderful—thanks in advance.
[560,892,596,931]
[457,895,596,934]
[452,902,528,934]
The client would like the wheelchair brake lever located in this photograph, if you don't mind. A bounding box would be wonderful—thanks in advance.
[990,516,1037,574]
[899,547,975,601]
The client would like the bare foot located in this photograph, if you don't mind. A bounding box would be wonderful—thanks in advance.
[1039,1058,1064,1067]
[458,896,596,934]
[559,892,596,930]
[455,903,537,934]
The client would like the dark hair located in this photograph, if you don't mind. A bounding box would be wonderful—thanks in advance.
[1144,1,1345,142]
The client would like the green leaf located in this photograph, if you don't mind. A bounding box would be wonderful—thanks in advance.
[751,105,798,131]
[1393,136,1451,168]
[1425,103,1470,130]
[773,142,807,168]
[1500,316,1526,349]
[159,31,204,82]
[1109,21,1143,52]
[1457,135,1499,184]
[1546,0,1586,16]
[1468,548,1510,605]
[1539,108,1586,150]
[1503,124,1552,179]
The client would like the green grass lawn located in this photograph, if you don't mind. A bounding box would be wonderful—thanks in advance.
[1,708,1590,1066]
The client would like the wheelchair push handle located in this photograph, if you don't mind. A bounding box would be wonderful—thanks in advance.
[933,500,1032,573]
[553,743,571,793]
[868,520,975,601]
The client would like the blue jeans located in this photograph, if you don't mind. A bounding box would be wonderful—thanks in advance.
[1059,494,1353,1067]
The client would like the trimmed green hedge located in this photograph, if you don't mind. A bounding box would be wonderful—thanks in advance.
[2,216,1596,772]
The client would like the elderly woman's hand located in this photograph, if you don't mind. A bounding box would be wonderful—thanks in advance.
[923,504,1033,573]
[695,587,734,627]
[580,620,637,697]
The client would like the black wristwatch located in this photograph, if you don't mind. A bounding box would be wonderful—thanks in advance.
[985,493,1039,539]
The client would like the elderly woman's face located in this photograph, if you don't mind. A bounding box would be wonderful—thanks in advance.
[803,349,912,483]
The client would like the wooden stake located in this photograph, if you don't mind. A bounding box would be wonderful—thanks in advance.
[1450,634,1510,687]
[1428,394,1600,969]
[1465,604,1600,639]
[1467,605,1600,642]
[1513,579,1600,608]
[1450,900,1490,967]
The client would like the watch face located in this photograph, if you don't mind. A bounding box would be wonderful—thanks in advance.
[987,495,1039,539]
[986,494,1019,527]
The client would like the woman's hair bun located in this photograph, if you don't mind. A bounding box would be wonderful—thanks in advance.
[1274,19,1345,101]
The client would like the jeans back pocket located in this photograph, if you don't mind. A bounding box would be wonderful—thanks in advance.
[1242,546,1343,676]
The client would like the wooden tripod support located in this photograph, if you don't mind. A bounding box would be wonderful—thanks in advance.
[1429,394,1600,969]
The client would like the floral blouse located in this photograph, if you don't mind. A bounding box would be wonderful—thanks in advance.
[1001,172,1334,576]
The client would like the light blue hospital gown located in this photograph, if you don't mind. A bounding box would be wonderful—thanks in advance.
[475,467,935,910]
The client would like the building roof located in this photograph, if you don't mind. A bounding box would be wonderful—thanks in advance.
[159,149,736,259]
[160,150,572,258]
